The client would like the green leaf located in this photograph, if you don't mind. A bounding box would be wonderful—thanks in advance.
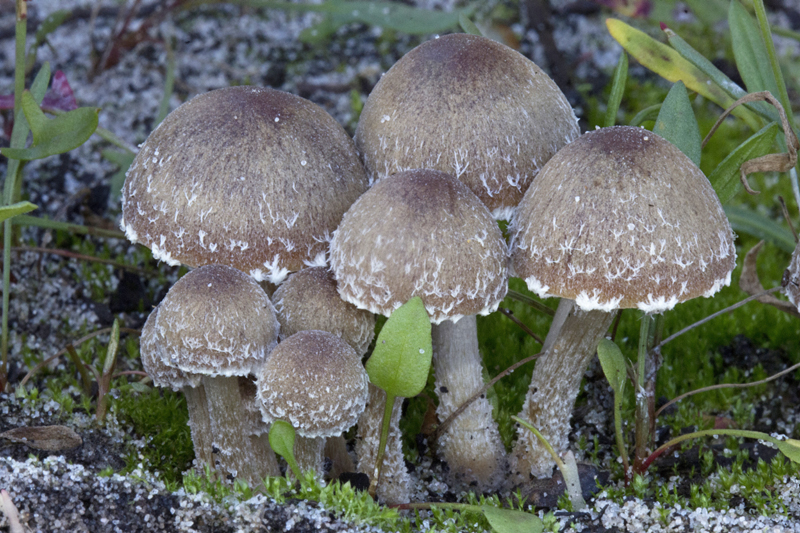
[481,505,543,533]
[724,205,796,254]
[597,339,627,395]
[729,1,781,99]
[654,81,701,167]
[21,91,49,146]
[0,201,37,224]
[708,122,780,204]
[268,420,302,479]
[604,52,628,128]
[606,18,761,131]
[365,297,432,398]
[2,105,99,161]
[776,439,800,463]
[459,12,483,36]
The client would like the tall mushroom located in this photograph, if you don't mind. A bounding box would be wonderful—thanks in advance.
[155,264,280,484]
[121,85,368,286]
[255,330,369,478]
[330,169,509,490]
[355,33,579,220]
[508,126,736,480]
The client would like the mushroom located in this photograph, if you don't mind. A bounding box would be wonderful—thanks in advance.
[355,33,579,220]
[139,306,213,469]
[155,264,280,484]
[271,266,377,483]
[255,330,369,478]
[330,168,509,490]
[272,266,375,354]
[786,241,800,311]
[508,126,736,480]
[121,86,368,286]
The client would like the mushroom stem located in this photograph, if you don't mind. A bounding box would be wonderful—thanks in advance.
[324,435,355,480]
[292,436,326,479]
[202,376,263,485]
[183,384,214,469]
[356,383,410,504]
[432,315,506,490]
[510,299,615,480]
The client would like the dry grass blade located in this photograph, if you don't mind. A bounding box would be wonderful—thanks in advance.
[702,91,799,195]
[739,240,800,318]
[0,425,83,451]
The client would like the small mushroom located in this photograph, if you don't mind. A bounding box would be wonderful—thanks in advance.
[255,330,369,478]
[355,33,579,219]
[508,126,736,479]
[330,168,509,490]
[121,86,368,285]
[155,264,280,484]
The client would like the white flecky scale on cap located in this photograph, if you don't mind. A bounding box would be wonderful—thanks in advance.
[510,126,736,313]
[330,169,508,324]
[355,33,579,219]
[256,330,368,438]
[139,306,200,390]
[120,86,368,280]
[155,264,279,376]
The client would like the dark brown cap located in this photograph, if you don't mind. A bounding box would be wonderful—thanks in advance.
[256,330,368,438]
[510,126,736,313]
[155,264,279,376]
[355,33,579,219]
[272,267,375,356]
[121,86,368,284]
[330,168,508,323]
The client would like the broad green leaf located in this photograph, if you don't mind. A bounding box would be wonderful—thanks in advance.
[729,1,781,100]
[365,297,432,398]
[2,105,99,161]
[597,339,627,395]
[776,439,800,463]
[607,18,761,131]
[604,52,628,128]
[724,204,796,254]
[654,81,701,166]
[0,202,37,224]
[21,91,48,145]
[684,0,727,25]
[268,420,302,479]
[481,505,543,533]
[708,122,780,204]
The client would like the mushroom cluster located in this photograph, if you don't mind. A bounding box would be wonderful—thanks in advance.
[124,31,743,503]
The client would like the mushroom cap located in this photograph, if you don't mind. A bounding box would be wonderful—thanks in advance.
[140,306,201,390]
[510,126,736,313]
[255,330,369,439]
[786,240,800,310]
[354,33,579,219]
[330,169,508,324]
[156,264,279,376]
[121,86,368,284]
[272,266,375,356]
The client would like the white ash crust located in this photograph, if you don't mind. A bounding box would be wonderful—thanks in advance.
[510,126,736,313]
[256,330,368,439]
[330,170,509,323]
[272,266,376,356]
[355,34,580,218]
[156,265,279,377]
